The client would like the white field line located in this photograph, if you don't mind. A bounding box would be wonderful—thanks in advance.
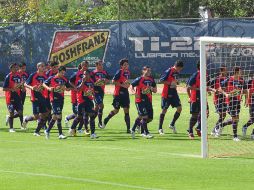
[0,139,201,158]
[0,170,165,190]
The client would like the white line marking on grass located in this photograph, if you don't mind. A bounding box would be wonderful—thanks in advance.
[0,170,164,190]
[0,139,200,158]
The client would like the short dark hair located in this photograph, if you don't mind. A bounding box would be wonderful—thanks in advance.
[58,66,66,72]
[174,60,184,68]
[50,61,59,67]
[95,60,103,66]
[233,66,241,74]
[142,65,150,70]
[78,63,82,70]
[19,62,26,67]
[119,58,128,66]
[219,66,226,72]
[9,63,17,69]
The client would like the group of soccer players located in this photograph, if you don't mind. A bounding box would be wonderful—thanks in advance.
[2,59,254,140]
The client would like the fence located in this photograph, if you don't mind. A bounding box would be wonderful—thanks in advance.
[1,18,254,79]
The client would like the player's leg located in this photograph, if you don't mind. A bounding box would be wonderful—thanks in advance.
[169,95,182,133]
[65,103,77,128]
[103,96,120,128]
[69,103,84,136]
[7,104,16,132]
[188,102,199,139]
[158,97,169,134]
[34,101,48,136]
[230,100,241,141]
[242,104,254,137]
[94,92,104,128]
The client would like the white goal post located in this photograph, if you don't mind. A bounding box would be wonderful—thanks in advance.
[199,36,254,158]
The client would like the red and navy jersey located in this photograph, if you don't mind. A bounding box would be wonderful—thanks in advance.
[112,69,130,96]
[3,72,22,104]
[19,71,29,92]
[187,70,200,103]
[221,76,245,102]
[210,75,227,104]
[44,75,70,102]
[160,67,179,98]
[91,69,110,94]
[69,70,87,103]
[131,76,156,103]
[76,79,94,104]
[26,72,48,102]
[46,69,58,78]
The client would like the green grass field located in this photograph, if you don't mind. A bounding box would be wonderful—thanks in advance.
[0,94,253,190]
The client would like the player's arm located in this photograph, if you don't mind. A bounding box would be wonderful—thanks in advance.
[76,79,85,91]
[159,69,171,85]
[43,77,54,91]
[69,73,78,90]
[112,70,128,88]
[130,77,140,93]
[24,74,39,91]
[151,78,157,93]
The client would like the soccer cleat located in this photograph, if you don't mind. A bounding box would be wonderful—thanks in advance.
[169,124,177,134]
[101,119,107,129]
[69,129,76,136]
[233,137,240,142]
[242,126,248,137]
[77,129,84,134]
[9,128,16,133]
[145,133,153,139]
[195,128,201,137]
[136,125,140,133]
[131,130,135,139]
[188,133,194,140]
[251,134,254,140]
[90,133,98,139]
[64,116,69,128]
[158,129,164,135]
[211,127,216,136]
[141,133,146,137]
[84,129,90,135]
[214,127,222,137]
[44,130,49,139]
[127,129,131,134]
[33,132,41,137]
[5,115,10,126]
[22,116,28,129]
[59,134,67,139]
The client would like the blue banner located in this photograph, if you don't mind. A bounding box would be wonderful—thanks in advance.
[1,19,254,79]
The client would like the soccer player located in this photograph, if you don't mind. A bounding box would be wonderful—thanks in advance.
[45,61,59,126]
[187,61,201,139]
[210,66,227,136]
[43,66,70,139]
[23,62,49,136]
[19,62,29,105]
[220,67,246,141]
[91,60,110,128]
[67,61,90,134]
[158,60,184,135]
[131,66,157,138]
[69,71,98,139]
[102,58,131,133]
[3,63,24,132]
[5,62,28,126]
[242,76,254,139]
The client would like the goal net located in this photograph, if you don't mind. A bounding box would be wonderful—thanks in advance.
[200,37,254,158]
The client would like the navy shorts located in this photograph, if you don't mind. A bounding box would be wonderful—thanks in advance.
[227,99,241,117]
[72,103,77,115]
[112,93,130,109]
[20,91,26,105]
[77,100,95,116]
[135,101,153,119]
[190,101,200,114]
[45,98,52,110]
[32,99,47,115]
[52,100,64,115]
[215,102,227,113]
[94,92,104,105]
[7,100,23,113]
[161,94,181,109]
[249,103,254,117]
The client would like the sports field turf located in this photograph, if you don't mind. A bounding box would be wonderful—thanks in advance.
[0,94,253,190]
